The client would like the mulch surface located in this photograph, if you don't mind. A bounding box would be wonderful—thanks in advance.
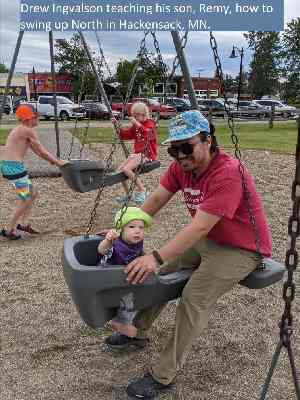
[1,145,299,400]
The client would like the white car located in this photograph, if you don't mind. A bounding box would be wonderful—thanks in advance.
[252,99,297,119]
[23,96,86,120]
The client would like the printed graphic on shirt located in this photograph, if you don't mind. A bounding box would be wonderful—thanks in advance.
[182,188,205,216]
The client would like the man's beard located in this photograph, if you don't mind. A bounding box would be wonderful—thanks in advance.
[177,155,196,171]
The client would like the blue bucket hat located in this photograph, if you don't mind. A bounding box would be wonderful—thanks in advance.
[162,110,210,144]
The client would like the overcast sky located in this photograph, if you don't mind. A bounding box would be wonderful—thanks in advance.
[0,0,299,78]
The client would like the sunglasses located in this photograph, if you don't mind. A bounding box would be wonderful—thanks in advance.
[167,142,199,159]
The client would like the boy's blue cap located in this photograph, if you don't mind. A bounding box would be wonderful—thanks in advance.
[162,110,210,144]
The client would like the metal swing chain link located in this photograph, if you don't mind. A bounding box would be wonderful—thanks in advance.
[114,131,151,231]
[95,32,113,79]
[210,32,263,267]
[85,142,118,236]
[86,32,163,234]
[110,32,157,228]
[281,118,300,345]
[122,32,150,121]
[85,33,155,235]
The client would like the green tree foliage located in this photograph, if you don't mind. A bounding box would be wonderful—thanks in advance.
[115,55,169,99]
[0,63,9,73]
[54,33,97,100]
[244,32,281,98]
[281,18,300,102]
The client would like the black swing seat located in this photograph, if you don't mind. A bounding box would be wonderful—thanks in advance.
[62,235,193,328]
[60,159,161,193]
[63,236,286,329]
[239,258,285,289]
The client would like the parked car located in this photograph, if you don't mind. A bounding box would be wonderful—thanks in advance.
[233,101,269,119]
[111,97,176,119]
[12,96,28,112]
[82,102,121,120]
[22,96,86,120]
[0,95,11,114]
[197,99,229,117]
[252,99,297,119]
[160,97,192,113]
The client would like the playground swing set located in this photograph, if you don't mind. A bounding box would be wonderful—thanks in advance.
[0,30,299,398]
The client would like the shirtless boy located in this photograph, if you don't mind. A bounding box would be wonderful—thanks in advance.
[0,104,66,239]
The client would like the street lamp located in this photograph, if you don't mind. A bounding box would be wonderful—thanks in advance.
[197,68,205,78]
[229,45,244,110]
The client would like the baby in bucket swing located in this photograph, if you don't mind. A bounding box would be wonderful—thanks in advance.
[97,206,153,337]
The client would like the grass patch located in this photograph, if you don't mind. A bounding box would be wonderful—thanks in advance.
[0,129,10,145]
[70,121,299,154]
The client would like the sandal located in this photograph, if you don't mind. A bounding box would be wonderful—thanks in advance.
[17,224,40,234]
[133,191,149,205]
[115,194,130,205]
[1,228,22,240]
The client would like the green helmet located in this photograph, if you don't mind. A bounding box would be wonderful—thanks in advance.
[114,207,152,231]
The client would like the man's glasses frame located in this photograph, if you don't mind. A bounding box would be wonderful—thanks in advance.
[167,141,199,159]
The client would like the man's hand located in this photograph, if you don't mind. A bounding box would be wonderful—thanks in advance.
[125,254,157,284]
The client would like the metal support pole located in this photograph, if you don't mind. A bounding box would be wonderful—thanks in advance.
[237,47,244,110]
[0,31,24,121]
[171,31,199,110]
[260,341,282,399]
[49,31,60,158]
[78,31,129,158]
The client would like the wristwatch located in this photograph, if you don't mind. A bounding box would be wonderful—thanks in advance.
[152,250,164,266]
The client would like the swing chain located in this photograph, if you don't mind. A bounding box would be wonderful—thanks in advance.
[114,132,151,231]
[85,109,152,235]
[209,31,263,267]
[281,119,300,345]
[95,32,113,80]
[120,32,150,120]
[85,142,118,235]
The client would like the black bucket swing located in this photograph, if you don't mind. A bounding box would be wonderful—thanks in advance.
[62,31,285,330]
[60,31,161,194]
[60,158,161,194]
[62,104,191,328]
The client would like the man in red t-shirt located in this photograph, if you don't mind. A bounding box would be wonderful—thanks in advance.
[105,110,272,399]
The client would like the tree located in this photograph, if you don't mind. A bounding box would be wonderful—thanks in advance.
[54,33,98,100]
[244,32,281,98]
[281,18,300,102]
[223,74,237,94]
[115,55,169,99]
[0,63,9,73]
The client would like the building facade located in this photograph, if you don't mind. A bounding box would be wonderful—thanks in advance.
[0,72,28,97]
[27,72,73,99]
[152,76,221,99]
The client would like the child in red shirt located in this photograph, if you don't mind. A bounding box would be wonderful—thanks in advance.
[113,101,158,205]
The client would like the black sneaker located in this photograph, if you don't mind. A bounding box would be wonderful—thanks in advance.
[104,332,149,350]
[126,373,173,399]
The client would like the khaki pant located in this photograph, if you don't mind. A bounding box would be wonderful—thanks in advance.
[133,238,259,385]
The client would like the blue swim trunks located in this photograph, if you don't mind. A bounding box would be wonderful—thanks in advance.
[0,160,32,201]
